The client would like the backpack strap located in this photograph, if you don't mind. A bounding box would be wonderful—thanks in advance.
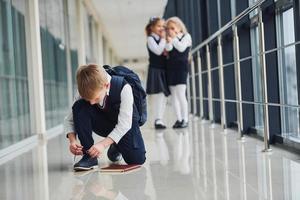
[109,76,125,105]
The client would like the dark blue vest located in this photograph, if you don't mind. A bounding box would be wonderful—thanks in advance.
[99,76,139,125]
[166,34,190,71]
[147,35,166,69]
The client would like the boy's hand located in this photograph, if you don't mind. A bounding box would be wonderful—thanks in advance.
[88,142,105,158]
[87,138,114,158]
[69,141,83,155]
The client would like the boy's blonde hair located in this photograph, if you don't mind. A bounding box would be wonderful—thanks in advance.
[166,16,188,34]
[76,64,108,100]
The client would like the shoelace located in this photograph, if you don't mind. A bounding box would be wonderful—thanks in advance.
[73,149,88,164]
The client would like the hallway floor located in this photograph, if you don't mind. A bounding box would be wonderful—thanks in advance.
[1,113,300,199]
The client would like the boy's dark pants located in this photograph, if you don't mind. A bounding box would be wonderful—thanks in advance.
[72,99,146,165]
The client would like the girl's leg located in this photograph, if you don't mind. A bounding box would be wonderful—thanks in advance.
[176,84,189,122]
[152,93,167,125]
[155,92,167,124]
[170,86,182,121]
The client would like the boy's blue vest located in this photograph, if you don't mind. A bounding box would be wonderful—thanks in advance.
[99,76,139,125]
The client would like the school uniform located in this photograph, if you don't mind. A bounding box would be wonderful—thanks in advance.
[165,33,192,86]
[146,33,170,128]
[64,73,146,165]
[146,33,170,96]
[165,33,192,127]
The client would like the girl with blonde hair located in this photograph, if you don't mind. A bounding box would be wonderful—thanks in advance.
[165,17,192,128]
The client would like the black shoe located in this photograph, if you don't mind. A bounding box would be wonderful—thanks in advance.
[74,154,98,171]
[155,119,167,129]
[179,121,188,128]
[172,120,182,129]
[155,123,167,129]
[107,144,122,162]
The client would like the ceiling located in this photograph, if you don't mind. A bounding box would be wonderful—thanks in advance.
[92,0,167,61]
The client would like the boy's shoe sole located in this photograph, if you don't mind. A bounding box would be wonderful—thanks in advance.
[74,165,98,171]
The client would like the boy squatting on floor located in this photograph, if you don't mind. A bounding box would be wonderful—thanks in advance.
[64,64,146,171]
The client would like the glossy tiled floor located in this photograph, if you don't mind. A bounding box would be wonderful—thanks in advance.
[1,109,300,199]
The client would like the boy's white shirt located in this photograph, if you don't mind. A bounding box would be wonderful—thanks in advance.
[63,73,133,144]
[165,33,192,52]
[147,33,166,55]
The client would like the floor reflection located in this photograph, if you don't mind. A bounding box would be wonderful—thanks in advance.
[71,166,148,200]
[1,121,300,200]
[150,128,195,200]
[33,138,50,200]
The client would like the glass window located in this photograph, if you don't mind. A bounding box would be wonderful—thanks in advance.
[276,7,299,140]
[217,0,221,28]
[91,19,98,63]
[84,9,97,63]
[102,36,108,64]
[249,0,259,17]
[250,24,264,134]
[39,0,68,129]
[230,0,236,19]
[249,0,264,135]
[68,0,79,96]
[0,0,32,149]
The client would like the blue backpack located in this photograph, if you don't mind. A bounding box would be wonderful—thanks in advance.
[104,65,147,126]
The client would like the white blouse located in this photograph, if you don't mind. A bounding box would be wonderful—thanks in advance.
[147,33,166,55]
[165,33,192,52]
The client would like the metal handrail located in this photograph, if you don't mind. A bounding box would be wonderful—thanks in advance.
[194,39,300,74]
[187,0,300,152]
[191,0,266,55]
[187,0,278,152]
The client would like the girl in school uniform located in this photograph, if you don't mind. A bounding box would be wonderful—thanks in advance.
[165,17,192,129]
[145,17,170,129]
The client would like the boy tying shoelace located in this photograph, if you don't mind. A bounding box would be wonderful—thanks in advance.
[64,64,146,171]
